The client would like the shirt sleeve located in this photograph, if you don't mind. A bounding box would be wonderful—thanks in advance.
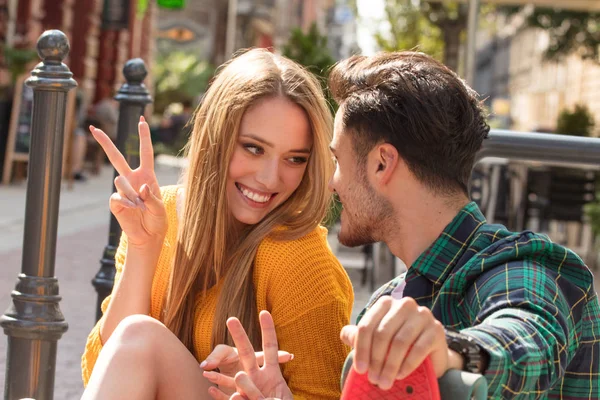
[257,237,354,400]
[80,232,128,387]
[461,259,586,399]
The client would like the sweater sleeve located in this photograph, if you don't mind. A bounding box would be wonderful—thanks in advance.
[256,229,354,400]
[80,231,128,386]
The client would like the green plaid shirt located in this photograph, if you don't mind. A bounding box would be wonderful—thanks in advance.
[359,202,600,399]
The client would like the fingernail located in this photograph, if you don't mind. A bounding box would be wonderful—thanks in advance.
[368,373,379,385]
[135,197,147,211]
[290,354,294,360]
[89,125,95,132]
[378,378,391,389]
[199,361,207,368]
[355,361,367,373]
[140,115,145,122]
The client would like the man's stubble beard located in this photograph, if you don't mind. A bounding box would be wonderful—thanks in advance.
[337,179,393,248]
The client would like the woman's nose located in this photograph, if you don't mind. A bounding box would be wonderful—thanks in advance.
[255,158,280,190]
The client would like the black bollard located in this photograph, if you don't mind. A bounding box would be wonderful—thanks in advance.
[92,59,152,321]
[0,30,76,400]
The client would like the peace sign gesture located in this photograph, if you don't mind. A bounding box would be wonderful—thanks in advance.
[211,311,293,400]
[89,116,167,249]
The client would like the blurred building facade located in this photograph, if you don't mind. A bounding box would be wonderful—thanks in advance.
[474,11,600,136]
[154,0,348,68]
[0,0,156,104]
[226,0,357,61]
[324,0,359,60]
[0,0,157,183]
[156,0,225,64]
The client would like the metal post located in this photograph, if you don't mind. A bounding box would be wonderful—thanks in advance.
[0,30,76,400]
[226,0,239,57]
[92,59,152,321]
[465,0,480,86]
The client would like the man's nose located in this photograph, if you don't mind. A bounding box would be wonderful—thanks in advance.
[328,176,335,193]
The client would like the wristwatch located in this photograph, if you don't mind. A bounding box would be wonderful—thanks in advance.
[444,327,485,374]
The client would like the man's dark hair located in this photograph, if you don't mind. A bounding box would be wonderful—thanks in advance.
[329,51,489,196]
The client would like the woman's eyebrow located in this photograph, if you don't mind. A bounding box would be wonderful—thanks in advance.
[240,133,311,153]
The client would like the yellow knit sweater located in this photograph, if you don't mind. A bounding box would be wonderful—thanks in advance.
[81,185,354,399]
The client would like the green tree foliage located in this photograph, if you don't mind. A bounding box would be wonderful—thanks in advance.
[499,7,600,63]
[152,51,214,115]
[374,0,443,60]
[357,0,471,72]
[556,104,595,137]
[282,23,337,113]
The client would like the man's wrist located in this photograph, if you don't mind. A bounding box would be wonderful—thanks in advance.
[445,327,487,374]
[448,349,465,371]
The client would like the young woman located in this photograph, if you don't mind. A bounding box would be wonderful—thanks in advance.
[81,49,353,399]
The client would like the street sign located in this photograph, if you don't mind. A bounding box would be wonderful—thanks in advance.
[158,0,186,9]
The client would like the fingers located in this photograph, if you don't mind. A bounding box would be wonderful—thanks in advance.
[352,296,394,375]
[138,116,155,171]
[234,371,265,400]
[201,344,239,371]
[207,386,233,400]
[397,319,446,379]
[227,317,259,375]
[367,298,418,385]
[256,351,294,367]
[114,176,145,210]
[138,183,165,214]
[259,311,279,367]
[89,125,132,176]
[109,192,137,214]
[203,371,236,392]
[201,347,293,373]
[340,325,357,347]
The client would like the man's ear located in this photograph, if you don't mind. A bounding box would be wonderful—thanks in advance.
[371,143,399,186]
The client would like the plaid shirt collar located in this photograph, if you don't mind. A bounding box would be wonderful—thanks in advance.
[409,201,486,286]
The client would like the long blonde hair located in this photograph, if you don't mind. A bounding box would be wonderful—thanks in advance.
[163,49,334,352]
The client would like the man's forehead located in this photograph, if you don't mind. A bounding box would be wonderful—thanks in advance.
[331,109,345,148]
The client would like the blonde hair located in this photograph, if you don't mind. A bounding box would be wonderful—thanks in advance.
[163,48,334,352]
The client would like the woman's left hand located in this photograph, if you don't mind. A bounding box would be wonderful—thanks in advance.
[202,322,294,397]
[205,311,293,400]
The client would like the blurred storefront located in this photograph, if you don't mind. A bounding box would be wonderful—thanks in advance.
[0,0,156,182]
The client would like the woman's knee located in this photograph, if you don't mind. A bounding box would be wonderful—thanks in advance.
[110,314,169,350]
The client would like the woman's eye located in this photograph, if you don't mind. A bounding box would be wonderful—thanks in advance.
[243,144,263,155]
[289,156,308,165]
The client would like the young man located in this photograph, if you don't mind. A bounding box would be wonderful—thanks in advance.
[210,52,600,399]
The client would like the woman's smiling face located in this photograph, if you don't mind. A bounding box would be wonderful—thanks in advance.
[226,96,313,226]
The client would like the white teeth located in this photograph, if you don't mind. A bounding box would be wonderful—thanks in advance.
[240,186,271,203]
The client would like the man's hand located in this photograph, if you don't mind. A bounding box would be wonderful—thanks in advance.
[205,311,293,400]
[341,296,463,390]
[201,344,293,395]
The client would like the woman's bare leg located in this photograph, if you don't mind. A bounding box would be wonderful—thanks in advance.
[82,314,214,400]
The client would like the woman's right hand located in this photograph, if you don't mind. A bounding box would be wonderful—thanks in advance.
[90,116,168,248]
